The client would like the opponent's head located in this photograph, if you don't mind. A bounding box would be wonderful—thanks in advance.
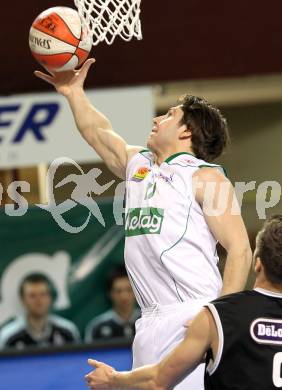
[254,215,282,285]
[148,94,229,162]
[107,266,135,312]
[19,273,52,318]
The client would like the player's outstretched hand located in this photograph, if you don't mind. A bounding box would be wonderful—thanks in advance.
[34,58,96,97]
[85,359,116,389]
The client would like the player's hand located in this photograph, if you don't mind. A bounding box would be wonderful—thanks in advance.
[85,359,116,389]
[34,58,96,97]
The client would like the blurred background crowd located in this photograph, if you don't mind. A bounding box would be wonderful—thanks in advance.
[0,265,140,349]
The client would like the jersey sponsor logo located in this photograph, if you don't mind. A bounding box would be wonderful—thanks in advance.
[131,167,151,182]
[181,158,196,165]
[155,172,174,183]
[176,157,197,166]
[125,207,164,236]
[250,318,282,345]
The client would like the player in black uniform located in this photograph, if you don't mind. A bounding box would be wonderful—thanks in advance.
[85,214,282,390]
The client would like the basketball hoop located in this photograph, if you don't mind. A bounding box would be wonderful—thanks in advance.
[74,0,142,45]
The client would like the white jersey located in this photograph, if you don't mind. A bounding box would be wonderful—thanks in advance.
[124,150,224,309]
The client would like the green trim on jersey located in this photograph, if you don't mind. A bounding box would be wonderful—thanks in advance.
[138,150,227,177]
[139,149,153,166]
[159,200,192,302]
[139,149,150,154]
[165,152,195,163]
[199,164,228,178]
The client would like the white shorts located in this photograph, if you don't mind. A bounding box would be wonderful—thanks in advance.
[132,298,214,390]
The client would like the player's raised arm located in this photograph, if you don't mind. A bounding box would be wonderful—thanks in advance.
[35,59,142,179]
[193,167,252,295]
[85,308,216,390]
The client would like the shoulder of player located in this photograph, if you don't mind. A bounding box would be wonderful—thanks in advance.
[193,164,228,183]
[0,317,26,347]
[164,153,227,180]
[49,314,80,338]
[209,290,256,309]
[125,147,153,176]
[126,146,149,164]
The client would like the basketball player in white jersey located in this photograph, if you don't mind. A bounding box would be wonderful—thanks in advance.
[85,215,282,390]
[35,59,252,389]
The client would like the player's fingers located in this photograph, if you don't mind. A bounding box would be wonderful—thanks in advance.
[80,58,96,76]
[85,375,95,389]
[88,358,100,368]
[34,71,54,84]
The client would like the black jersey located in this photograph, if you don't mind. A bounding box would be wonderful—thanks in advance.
[204,288,282,390]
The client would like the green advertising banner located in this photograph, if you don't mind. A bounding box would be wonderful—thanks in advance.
[0,198,125,337]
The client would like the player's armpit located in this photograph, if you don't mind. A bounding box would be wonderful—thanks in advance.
[108,144,143,179]
[126,145,144,163]
[100,142,143,179]
[83,124,143,179]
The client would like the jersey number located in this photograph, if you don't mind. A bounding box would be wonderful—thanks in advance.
[273,352,282,387]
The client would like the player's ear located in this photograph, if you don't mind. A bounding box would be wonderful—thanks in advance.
[179,124,192,140]
[254,257,262,274]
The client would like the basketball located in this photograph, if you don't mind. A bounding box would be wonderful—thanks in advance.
[29,7,91,72]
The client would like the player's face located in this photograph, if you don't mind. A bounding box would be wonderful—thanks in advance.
[110,277,135,310]
[22,282,52,318]
[147,105,187,152]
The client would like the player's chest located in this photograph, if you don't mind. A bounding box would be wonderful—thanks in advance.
[126,164,187,208]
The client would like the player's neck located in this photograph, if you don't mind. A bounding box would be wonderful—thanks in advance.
[254,280,282,294]
[153,148,195,165]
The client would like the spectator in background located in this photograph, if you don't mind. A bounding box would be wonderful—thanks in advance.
[0,273,80,349]
[85,266,140,342]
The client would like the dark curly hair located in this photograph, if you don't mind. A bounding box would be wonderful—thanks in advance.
[255,215,282,284]
[179,94,230,162]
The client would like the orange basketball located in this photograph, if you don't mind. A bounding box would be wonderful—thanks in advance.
[29,7,92,72]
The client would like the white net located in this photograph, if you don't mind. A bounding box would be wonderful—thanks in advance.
[74,0,142,45]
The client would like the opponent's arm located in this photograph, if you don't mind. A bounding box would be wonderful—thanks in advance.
[35,59,142,179]
[85,308,216,390]
[193,167,252,295]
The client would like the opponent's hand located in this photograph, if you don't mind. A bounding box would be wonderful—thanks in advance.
[85,359,116,390]
[34,58,96,97]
